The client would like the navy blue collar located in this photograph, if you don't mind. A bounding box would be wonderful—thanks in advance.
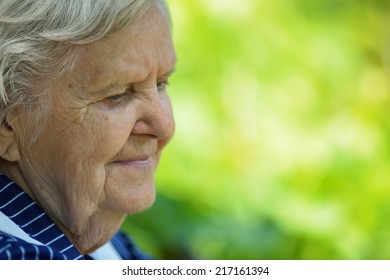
[0,174,83,260]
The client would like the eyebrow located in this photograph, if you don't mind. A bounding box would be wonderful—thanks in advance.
[91,83,124,97]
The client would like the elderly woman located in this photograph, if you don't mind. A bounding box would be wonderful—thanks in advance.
[0,0,176,260]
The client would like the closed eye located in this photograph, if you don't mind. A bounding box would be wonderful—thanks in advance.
[157,79,169,92]
[102,89,132,107]
[101,77,170,107]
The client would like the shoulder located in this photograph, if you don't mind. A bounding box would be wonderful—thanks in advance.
[0,232,66,260]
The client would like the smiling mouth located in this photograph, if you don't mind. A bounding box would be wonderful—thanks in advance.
[112,156,154,169]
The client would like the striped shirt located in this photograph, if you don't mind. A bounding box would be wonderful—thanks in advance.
[0,173,150,260]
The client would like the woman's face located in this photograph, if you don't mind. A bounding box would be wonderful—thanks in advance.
[12,4,176,235]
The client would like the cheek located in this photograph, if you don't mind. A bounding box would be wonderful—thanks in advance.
[29,111,136,206]
[36,109,135,171]
[98,112,136,153]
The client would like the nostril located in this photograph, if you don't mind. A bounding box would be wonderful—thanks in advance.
[131,106,174,140]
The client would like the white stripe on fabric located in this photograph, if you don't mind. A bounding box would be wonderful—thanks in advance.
[60,244,73,254]
[6,249,11,260]
[48,246,54,260]
[31,223,55,237]
[0,244,11,254]
[6,235,17,242]
[45,233,64,246]
[74,254,83,260]
[0,211,44,246]
[20,213,45,228]
[0,192,24,209]
[32,244,38,260]
[9,202,35,219]
[19,246,25,260]
[0,181,14,194]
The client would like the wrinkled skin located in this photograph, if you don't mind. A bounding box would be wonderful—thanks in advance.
[0,3,176,254]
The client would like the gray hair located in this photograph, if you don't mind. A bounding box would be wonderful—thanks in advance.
[0,0,167,142]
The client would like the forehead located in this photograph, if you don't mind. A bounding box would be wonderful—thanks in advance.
[70,4,176,94]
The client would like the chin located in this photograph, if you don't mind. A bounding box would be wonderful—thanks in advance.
[128,190,156,214]
[109,183,157,215]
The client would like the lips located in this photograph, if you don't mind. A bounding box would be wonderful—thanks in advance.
[108,142,158,169]
[111,155,154,169]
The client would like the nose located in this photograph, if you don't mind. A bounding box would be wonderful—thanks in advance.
[131,90,175,141]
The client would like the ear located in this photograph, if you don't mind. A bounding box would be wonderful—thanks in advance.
[0,121,21,162]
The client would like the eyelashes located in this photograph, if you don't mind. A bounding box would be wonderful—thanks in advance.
[102,79,170,107]
[157,80,169,91]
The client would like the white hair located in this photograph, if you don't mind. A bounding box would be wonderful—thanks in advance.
[0,0,167,142]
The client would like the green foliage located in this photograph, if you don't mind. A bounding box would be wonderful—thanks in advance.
[122,0,390,259]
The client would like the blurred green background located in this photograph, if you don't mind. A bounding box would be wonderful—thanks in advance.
[122,0,390,259]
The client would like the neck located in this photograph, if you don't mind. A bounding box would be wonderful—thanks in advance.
[1,163,126,255]
[56,209,126,255]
